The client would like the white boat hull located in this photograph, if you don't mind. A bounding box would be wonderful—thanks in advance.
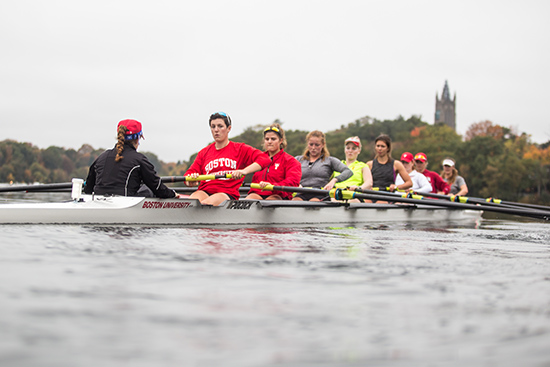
[0,195,482,225]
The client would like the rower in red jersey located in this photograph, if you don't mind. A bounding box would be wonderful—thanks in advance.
[413,152,450,194]
[245,123,302,200]
[185,112,271,206]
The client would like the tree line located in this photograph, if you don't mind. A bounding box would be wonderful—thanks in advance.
[0,142,187,185]
[1,115,549,204]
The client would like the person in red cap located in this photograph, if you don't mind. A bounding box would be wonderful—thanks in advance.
[184,112,271,205]
[366,134,412,193]
[395,152,432,193]
[413,152,450,194]
[84,119,179,198]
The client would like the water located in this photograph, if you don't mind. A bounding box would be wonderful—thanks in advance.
[1,202,550,366]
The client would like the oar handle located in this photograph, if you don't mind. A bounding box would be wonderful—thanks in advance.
[249,183,356,201]
[161,174,232,183]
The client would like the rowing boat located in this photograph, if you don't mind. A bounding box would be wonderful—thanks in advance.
[0,194,482,225]
[5,177,550,224]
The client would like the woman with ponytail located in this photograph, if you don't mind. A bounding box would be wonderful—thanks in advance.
[440,157,468,196]
[245,123,302,200]
[84,119,178,198]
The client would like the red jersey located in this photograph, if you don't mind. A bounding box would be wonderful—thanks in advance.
[422,169,450,194]
[247,150,302,200]
[186,141,270,199]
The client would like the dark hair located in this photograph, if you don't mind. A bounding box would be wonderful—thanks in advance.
[209,112,232,127]
[374,134,392,158]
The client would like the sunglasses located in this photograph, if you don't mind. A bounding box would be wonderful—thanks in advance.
[210,111,232,126]
[415,160,425,164]
[264,126,280,133]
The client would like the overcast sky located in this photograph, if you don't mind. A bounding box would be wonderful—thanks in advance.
[2,1,549,163]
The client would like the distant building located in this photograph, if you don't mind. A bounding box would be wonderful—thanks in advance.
[435,80,456,130]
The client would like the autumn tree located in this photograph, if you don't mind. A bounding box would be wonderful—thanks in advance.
[523,144,550,201]
[406,124,462,168]
[464,120,517,141]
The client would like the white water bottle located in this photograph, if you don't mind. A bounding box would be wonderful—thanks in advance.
[71,178,84,201]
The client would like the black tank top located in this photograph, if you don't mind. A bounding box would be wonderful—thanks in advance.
[372,158,395,188]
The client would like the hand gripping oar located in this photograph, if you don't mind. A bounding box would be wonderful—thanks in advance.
[0,174,233,193]
[160,174,232,183]
[250,184,550,221]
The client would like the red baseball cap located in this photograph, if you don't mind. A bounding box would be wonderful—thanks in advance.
[400,152,414,162]
[414,152,428,162]
[345,136,361,147]
[117,119,144,140]
[344,136,361,148]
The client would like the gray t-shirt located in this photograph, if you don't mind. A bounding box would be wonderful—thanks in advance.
[295,155,353,188]
[445,175,466,194]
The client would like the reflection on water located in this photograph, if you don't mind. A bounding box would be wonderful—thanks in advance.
[0,220,549,366]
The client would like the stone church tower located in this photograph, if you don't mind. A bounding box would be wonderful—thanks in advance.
[435,80,456,130]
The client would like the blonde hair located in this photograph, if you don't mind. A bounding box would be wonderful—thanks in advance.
[441,157,458,184]
[302,130,330,161]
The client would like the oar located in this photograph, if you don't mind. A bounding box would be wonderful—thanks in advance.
[363,187,523,211]
[248,183,335,198]
[417,191,550,211]
[0,174,232,193]
[160,174,232,183]
[0,182,74,193]
[369,187,550,211]
[249,184,550,221]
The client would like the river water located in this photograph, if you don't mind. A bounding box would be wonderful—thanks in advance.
[1,195,549,366]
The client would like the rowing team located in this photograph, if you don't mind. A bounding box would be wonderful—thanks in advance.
[84,113,468,206]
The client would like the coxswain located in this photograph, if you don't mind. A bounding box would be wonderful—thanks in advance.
[84,119,179,198]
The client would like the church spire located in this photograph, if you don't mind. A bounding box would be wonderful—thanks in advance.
[442,80,451,101]
[434,80,456,130]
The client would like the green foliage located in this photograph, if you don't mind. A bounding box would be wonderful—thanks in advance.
[407,124,462,164]
[230,122,310,158]
[0,140,173,184]
[233,126,265,150]
[42,146,65,170]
